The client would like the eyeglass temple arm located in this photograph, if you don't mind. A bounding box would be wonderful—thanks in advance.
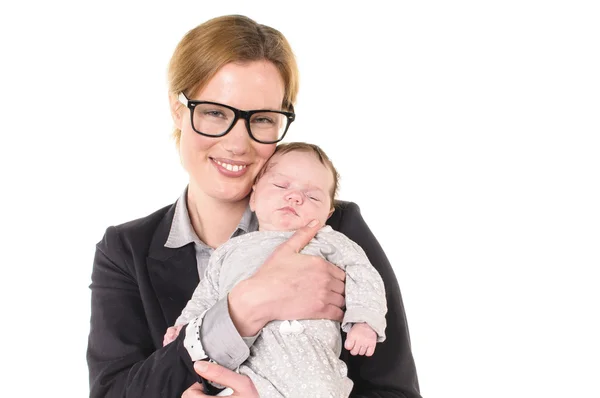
[178,92,189,107]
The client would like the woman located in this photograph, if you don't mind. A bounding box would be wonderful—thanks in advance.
[87,14,420,398]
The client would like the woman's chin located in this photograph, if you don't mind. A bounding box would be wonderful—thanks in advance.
[206,184,252,204]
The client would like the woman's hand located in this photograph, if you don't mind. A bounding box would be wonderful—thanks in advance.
[181,361,258,397]
[228,220,346,336]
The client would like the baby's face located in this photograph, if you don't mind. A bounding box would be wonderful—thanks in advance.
[250,151,334,231]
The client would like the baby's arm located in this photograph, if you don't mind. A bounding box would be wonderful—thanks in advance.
[163,249,225,347]
[342,245,387,356]
[320,229,388,353]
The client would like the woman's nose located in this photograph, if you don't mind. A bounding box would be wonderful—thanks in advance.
[221,119,251,156]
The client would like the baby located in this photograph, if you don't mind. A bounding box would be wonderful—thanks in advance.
[164,142,387,397]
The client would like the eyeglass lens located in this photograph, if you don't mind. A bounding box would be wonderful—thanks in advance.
[193,103,288,142]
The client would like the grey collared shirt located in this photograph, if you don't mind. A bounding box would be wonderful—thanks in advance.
[165,188,259,368]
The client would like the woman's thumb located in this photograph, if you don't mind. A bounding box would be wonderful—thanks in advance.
[284,219,321,253]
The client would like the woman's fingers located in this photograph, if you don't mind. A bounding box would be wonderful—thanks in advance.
[324,260,346,282]
[326,291,345,310]
[194,361,258,397]
[324,304,344,322]
[328,278,346,296]
[181,382,206,397]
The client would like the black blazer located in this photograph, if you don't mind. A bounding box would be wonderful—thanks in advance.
[87,200,421,398]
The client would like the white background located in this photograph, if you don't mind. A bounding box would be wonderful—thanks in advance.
[1,1,599,397]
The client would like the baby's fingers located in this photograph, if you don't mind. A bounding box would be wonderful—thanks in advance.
[366,345,375,357]
[344,338,355,351]
[358,345,367,356]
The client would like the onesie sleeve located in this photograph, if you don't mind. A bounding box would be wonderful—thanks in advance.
[175,244,224,361]
[175,249,222,327]
[321,229,387,341]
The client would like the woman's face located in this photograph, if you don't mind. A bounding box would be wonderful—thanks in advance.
[172,60,284,204]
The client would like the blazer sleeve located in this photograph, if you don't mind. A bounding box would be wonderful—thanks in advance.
[87,226,199,398]
[336,203,421,398]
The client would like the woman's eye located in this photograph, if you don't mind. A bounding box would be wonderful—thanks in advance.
[203,110,226,118]
[251,115,275,125]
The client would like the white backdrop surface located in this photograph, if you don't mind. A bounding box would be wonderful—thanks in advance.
[0,1,598,397]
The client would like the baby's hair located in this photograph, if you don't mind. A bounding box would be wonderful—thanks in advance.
[256,142,340,209]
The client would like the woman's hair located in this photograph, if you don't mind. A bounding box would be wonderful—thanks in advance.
[256,142,340,209]
[168,15,299,148]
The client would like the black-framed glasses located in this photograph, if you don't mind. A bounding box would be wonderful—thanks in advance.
[178,93,295,144]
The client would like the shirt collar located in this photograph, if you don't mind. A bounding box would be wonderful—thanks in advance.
[235,202,258,237]
[165,187,258,249]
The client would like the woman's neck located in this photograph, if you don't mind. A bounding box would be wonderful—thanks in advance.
[186,184,249,249]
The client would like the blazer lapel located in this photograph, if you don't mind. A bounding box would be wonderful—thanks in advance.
[146,204,200,327]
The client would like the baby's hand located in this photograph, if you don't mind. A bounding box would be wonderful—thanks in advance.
[344,323,377,356]
[163,325,184,346]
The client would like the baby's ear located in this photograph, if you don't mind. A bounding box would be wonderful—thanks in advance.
[327,207,335,219]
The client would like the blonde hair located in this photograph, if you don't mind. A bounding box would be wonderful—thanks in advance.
[256,142,340,209]
[168,15,299,148]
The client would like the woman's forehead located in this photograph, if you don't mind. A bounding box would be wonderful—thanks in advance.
[194,61,285,110]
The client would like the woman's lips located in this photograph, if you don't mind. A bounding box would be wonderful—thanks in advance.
[210,157,249,177]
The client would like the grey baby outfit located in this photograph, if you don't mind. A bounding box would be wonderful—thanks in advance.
[175,226,387,398]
